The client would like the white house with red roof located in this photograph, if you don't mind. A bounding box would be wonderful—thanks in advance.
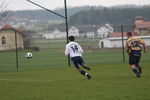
[98,16,150,48]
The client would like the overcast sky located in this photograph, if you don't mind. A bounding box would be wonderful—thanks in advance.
[7,0,150,11]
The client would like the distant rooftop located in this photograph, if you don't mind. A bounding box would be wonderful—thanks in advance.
[0,24,23,33]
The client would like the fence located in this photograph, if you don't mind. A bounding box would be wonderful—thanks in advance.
[0,24,150,71]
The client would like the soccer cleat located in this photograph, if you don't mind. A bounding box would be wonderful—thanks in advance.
[136,73,141,78]
[87,74,92,80]
[138,67,142,74]
[83,66,91,71]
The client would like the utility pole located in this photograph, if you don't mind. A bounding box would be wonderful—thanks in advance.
[15,31,19,70]
[121,25,125,63]
[64,0,70,66]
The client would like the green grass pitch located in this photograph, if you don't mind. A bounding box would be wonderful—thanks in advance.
[0,48,150,100]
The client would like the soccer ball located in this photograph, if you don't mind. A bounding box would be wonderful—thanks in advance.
[26,52,32,59]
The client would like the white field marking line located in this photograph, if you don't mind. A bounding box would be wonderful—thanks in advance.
[0,78,53,82]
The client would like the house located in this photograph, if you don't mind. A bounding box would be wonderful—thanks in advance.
[86,31,95,38]
[99,37,127,48]
[100,32,138,48]
[68,26,79,37]
[43,25,96,39]
[43,28,66,39]
[53,29,66,38]
[97,24,114,38]
[43,24,113,39]
[43,32,55,39]
[99,16,150,48]
[77,24,113,38]
[0,25,24,51]
[134,16,150,35]
[78,25,97,38]
[99,36,150,48]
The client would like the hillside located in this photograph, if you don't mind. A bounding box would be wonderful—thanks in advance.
[69,5,150,25]
[1,5,150,31]
[8,6,93,21]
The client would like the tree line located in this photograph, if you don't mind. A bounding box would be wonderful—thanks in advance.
[69,5,150,26]
[1,5,150,27]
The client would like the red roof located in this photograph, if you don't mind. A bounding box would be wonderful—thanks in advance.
[109,32,138,37]
[1,25,14,30]
[135,21,150,29]
[0,25,22,33]
[109,32,127,37]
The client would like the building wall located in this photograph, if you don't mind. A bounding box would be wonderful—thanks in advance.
[97,27,108,38]
[0,30,24,51]
[69,26,79,37]
[99,39,110,48]
[99,39,126,48]
[99,36,150,48]
[53,29,66,38]
[43,33,55,39]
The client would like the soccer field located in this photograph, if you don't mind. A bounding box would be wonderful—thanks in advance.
[0,48,150,100]
[0,64,150,100]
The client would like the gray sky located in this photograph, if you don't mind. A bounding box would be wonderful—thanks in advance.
[8,0,150,11]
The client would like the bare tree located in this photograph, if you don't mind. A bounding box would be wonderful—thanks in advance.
[0,0,9,25]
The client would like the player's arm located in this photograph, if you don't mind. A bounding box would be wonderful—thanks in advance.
[65,45,69,56]
[77,44,83,54]
[143,43,147,53]
[138,38,147,53]
[125,41,130,54]
[142,41,147,53]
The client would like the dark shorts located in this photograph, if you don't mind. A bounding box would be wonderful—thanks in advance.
[71,56,86,68]
[129,50,141,65]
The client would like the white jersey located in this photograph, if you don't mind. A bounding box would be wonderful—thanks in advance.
[65,41,83,57]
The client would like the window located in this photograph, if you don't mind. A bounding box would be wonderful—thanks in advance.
[1,36,6,44]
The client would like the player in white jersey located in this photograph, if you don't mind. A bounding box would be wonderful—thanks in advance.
[65,36,92,80]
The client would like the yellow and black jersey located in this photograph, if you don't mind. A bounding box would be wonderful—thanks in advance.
[126,37,145,53]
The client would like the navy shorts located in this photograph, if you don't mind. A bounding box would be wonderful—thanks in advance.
[71,56,86,68]
[129,50,141,65]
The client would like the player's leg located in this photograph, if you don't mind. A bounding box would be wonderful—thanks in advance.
[72,57,91,79]
[135,55,142,74]
[82,65,91,71]
[130,64,141,77]
[76,67,92,80]
[129,54,141,77]
[78,57,92,79]
[79,57,91,71]
[136,64,142,74]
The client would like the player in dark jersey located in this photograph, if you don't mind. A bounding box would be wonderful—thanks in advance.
[126,32,147,77]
